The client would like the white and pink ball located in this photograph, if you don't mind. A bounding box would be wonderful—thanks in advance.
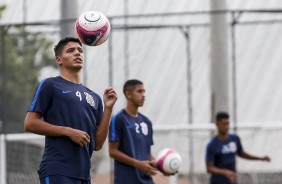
[156,148,181,174]
[75,11,111,46]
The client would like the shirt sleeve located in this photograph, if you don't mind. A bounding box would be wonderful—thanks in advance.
[28,79,52,115]
[96,96,103,126]
[108,114,122,142]
[236,135,244,154]
[206,142,215,163]
[149,120,154,146]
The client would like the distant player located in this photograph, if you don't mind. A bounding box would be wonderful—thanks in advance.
[206,112,271,184]
[108,79,158,184]
[24,37,117,184]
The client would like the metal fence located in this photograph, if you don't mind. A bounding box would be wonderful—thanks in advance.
[1,123,282,184]
[1,9,282,184]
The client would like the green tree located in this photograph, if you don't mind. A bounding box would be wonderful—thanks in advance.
[0,5,5,19]
[0,5,56,133]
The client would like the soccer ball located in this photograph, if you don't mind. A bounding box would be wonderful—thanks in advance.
[156,148,181,174]
[75,11,111,46]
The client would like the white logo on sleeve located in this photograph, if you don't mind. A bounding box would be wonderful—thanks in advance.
[140,122,148,135]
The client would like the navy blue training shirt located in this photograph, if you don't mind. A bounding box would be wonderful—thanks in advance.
[206,134,243,184]
[109,109,154,184]
[28,76,103,180]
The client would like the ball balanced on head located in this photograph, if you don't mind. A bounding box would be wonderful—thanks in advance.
[75,11,111,46]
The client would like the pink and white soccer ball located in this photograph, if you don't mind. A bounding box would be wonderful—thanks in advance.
[156,148,181,174]
[75,11,111,46]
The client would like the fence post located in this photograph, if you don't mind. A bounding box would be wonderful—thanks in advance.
[0,134,7,184]
[168,131,178,184]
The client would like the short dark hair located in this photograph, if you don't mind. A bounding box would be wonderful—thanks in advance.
[123,79,143,95]
[216,111,229,121]
[54,37,82,56]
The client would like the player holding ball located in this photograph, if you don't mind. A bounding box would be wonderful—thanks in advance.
[108,79,157,184]
[109,79,176,184]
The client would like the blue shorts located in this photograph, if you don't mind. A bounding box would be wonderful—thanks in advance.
[40,175,91,184]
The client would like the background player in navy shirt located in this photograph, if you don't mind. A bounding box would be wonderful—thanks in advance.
[206,112,271,184]
[24,37,117,184]
[108,79,158,184]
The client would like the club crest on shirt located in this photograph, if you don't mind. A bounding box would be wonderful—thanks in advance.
[134,122,149,135]
[222,141,237,154]
[84,92,95,107]
[140,122,148,135]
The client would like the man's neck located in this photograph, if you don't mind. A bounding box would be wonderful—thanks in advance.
[60,70,81,84]
[125,105,139,117]
[217,133,229,141]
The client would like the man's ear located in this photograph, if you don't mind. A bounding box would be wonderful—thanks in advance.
[55,56,62,65]
[215,121,220,128]
[125,91,131,99]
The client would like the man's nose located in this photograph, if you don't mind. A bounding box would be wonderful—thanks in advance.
[74,49,81,55]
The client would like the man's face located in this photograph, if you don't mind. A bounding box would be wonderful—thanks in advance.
[127,84,145,107]
[216,118,230,134]
[56,42,84,70]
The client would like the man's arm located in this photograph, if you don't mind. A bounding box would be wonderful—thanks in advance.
[24,112,90,147]
[94,87,117,151]
[206,161,237,182]
[109,141,157,176]
[149,154,157,168]
[238,152,271,161]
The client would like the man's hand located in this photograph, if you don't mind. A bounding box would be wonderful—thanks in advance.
[68,128,90,147]
[150,160,177,176]
[261,156,271,162]
[103,87,118,108]
[224,170,237,182]
[136,160,158,176]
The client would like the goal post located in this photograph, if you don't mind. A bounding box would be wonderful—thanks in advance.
[0,134,7,184]
[0,133,44,184]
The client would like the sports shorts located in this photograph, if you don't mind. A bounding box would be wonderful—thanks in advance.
[40,175,91,184]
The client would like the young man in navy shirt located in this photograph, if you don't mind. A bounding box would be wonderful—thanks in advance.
[206,112,271,184]
[24,37,117,184]
[108,79,158,184]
